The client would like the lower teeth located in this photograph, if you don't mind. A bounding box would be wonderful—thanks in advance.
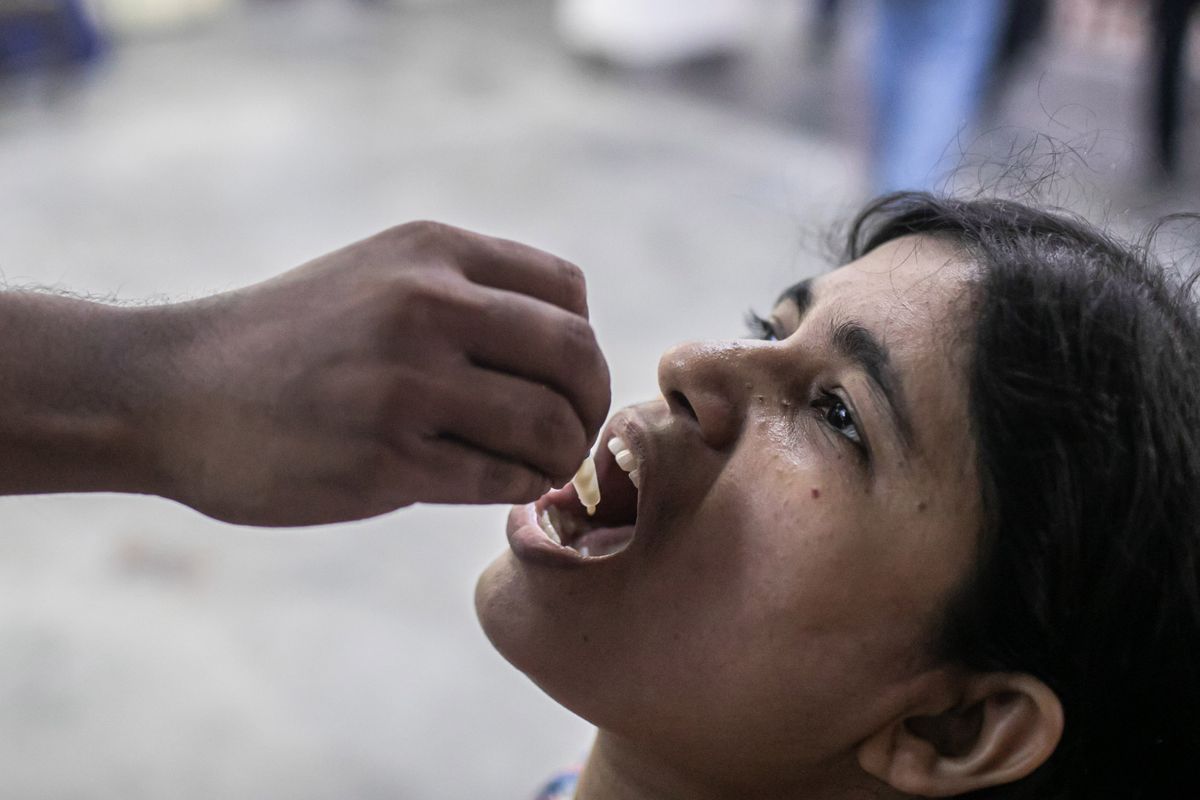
[538,506,635,558]
[538,510,562,544]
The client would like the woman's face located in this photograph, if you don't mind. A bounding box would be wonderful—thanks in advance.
[475,236,983,788]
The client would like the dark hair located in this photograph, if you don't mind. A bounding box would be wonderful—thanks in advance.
[845,193,1200,800]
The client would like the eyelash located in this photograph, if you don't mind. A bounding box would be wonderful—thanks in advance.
[812,392,866,454]
[745,311,779,341]
[746,311,867,456]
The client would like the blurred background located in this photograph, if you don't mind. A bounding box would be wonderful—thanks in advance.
[0,0,1195,798]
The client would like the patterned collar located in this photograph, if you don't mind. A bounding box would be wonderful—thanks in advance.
[533,766,580,800]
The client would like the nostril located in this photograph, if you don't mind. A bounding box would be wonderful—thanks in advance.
[668,390,697,421]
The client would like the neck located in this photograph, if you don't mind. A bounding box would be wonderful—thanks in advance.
[574,730,881,800]
[574,731,723,800]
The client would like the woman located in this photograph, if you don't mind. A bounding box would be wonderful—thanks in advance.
[475,192,1200,799]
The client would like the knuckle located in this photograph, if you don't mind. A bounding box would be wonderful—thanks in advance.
[390,220,467,267]
[391,277,436,326]
[558,317,603,383]
[555,259,587,310]
[393,273,461,325]
[398,219,448,244]
[474,290,507,325]
[561,315,596,353]
[375,221,432,254]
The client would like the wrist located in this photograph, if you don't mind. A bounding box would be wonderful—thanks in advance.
[0,293,191,498]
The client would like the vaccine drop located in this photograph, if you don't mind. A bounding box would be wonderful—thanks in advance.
[572,455,600,516]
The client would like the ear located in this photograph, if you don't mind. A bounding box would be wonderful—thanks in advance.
[856,672,1063,797]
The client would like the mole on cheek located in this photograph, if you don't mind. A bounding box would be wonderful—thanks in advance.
[811,487,821,499]
[917,501,927,512]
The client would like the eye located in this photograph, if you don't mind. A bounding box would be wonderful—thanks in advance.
[745,311,781,342]
[814,392,863,447]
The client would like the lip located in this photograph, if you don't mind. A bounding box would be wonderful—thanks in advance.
[504,409,655,569]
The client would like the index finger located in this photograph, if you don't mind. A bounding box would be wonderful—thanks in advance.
[455,230,590,320]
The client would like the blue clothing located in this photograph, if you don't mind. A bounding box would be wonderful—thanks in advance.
[872,0,1006,192]
[0,0,104,73]
[533,766,580,800]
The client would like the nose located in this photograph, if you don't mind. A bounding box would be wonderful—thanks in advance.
[657,340,764,451]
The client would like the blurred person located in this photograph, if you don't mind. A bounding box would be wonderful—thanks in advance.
[810,0,843,56]
[476,192,1200,799]
[556,0,757,68]
[871,0,1007,192]
[986,0,1050,107]
[95,0,234,37]
[0,0,103,73]
[0,222,610,526]
[1151,0,1198,176]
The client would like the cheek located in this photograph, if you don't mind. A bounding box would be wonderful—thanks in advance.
[630,450,863,677]
[616,473,926,747]
[715,474,858,635]
[712,453,940,673]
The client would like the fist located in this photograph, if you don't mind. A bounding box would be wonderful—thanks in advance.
[158,222,611,526]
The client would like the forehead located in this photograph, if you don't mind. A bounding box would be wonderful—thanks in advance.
[777,236,975,369]
[815,235,972,326]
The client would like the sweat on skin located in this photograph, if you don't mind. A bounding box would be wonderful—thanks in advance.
[476,236,1062,800]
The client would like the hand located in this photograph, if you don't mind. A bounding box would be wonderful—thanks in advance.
[158,222,610,526]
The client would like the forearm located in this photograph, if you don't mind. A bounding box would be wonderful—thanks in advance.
[0,291,185,497]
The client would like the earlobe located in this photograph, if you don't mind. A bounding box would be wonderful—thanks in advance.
[857,673,1063,797]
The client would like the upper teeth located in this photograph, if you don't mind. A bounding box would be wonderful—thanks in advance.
[607,435,642,489]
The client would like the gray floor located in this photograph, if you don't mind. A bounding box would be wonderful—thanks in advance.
[0,1,1193,798]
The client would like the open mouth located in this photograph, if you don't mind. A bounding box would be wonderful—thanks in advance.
[532,433,643,558]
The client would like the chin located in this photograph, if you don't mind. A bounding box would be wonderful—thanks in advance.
[473,552,568,686]
[473,552,523,664]
[473,550,644,732]
[474,551,572,661]
[474,409,656,693]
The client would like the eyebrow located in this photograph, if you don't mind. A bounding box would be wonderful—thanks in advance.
[829,320,916,453]
[774,278,916,455]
